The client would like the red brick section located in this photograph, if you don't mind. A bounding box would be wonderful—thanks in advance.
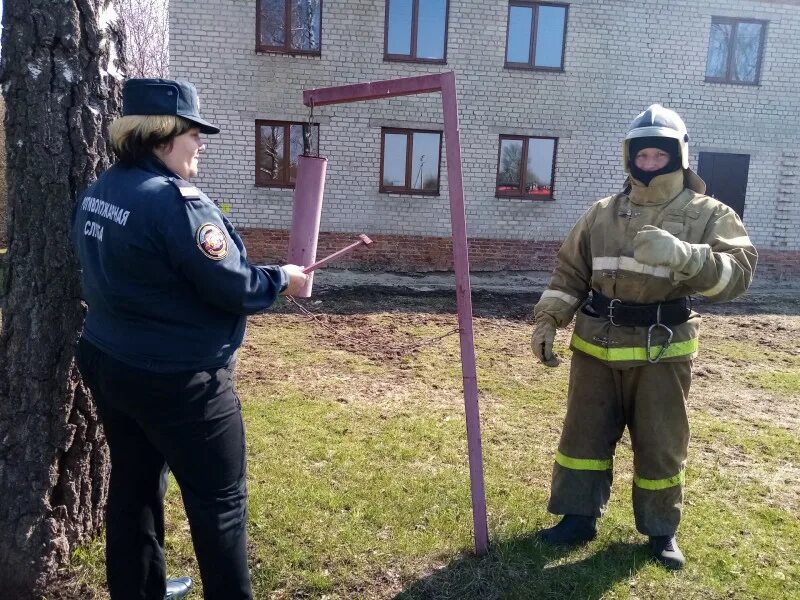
[239,228,800,280]
[239,228,561,272]
[757,249,800,281]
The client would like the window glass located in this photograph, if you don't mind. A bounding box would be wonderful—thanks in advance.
[497,136,557,198]
[416,0,447,60]
[411,132,440,190]
[256,122,319,187]
[733,22,763,82]
[534,5,566,68]
[526,138,555,196]
[506,6,533,63]
[387,0,413,55]
[705,18,766,84]
[705,22,732,78]
[383,133,408,187]
[259,0,286,47]
[291,0,322,51]
[498,139,524,189]
[288,125,319,182]
[381,129,442,193]
[258,125,285,183]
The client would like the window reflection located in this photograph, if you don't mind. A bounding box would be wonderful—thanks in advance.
[705,18,765,84]
[526,138,555,196]
[534,6,566,68]
[291,0,322,52]
[498,139,524,189]
[383,134,408,187]
[381,129,442,193]
[257,0,321,53]
[259,0,286,47]
[411,133,441,190]
[258,125,284,183]
[288,124,319,182]
[705,22,732,79]
[506,2,567,69]
[497,136,557,199]
[387,0,413,55]
[506,6,533,63]
[734,23,762,82]
[417,0,447,60]
[386,0,448,62]
[256,121,318,187]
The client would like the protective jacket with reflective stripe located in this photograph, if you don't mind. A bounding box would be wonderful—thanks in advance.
[534,169,757,368]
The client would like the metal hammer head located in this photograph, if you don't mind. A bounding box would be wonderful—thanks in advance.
[358,234,373,245]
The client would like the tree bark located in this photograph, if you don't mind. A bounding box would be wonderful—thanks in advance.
[0,1,124,596]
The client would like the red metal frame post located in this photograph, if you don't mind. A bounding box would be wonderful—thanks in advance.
[303,73,489,555]
[438,72,489,555]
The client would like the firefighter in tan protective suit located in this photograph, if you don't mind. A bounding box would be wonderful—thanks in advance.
[532,104,757,570]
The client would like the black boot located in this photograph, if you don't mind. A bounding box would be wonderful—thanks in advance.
[165,576,193,599]
[538,515,597,545]
[649,535,685,570]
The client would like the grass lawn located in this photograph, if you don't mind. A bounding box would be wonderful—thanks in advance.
[63,290,800,599]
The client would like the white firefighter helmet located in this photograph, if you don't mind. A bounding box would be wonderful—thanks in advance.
[623,104,690,171]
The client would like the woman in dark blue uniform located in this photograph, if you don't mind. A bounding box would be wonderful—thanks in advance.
[72,78,307,600]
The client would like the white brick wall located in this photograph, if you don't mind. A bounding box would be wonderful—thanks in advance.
[169,0,800,250]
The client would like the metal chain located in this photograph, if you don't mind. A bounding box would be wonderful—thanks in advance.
[302,98,315,157]
[285,295,461,356]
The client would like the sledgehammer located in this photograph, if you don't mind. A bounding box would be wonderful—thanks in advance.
[302,234,373,274]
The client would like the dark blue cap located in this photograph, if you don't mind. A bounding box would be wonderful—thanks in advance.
[122,78,220,134]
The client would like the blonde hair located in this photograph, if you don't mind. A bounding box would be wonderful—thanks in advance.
[110,115,194,164]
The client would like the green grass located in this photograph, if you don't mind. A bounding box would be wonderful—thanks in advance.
[756,371,800,394]
[62,307,800,599]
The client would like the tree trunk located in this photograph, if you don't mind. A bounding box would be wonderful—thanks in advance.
[0,1,124,596]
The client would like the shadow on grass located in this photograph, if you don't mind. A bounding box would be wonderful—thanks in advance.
[395,533,650,600]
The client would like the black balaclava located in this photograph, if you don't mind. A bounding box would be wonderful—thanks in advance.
[628,136,681,185]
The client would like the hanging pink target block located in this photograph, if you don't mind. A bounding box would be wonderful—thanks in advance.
[287,155,328,297]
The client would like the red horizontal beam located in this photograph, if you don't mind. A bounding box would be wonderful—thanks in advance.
[303,72,446,107]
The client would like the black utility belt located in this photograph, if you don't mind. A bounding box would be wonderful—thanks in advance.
[585,290,691,327]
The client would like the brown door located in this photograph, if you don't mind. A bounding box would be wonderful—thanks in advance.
[697,152,750,219]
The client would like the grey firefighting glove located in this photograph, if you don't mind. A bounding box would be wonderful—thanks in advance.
[531,314,560,367]
[633,225,710,280]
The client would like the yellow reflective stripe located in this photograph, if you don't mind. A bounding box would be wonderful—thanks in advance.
[571,333,698,362]
[634,469,685,490]
[555,450,613,471]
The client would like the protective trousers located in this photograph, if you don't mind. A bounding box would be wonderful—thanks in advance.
[76,338,252,600]
[548,350,692,536]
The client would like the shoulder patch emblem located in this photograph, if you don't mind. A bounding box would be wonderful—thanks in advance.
[196,223,228,260]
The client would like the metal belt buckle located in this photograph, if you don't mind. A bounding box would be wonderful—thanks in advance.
[608,298,622,326]
[647,304,674,364]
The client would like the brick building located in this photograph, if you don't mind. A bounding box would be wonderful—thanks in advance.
[169,0,800,279]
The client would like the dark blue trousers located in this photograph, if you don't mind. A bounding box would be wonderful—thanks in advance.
[77,338,252,600]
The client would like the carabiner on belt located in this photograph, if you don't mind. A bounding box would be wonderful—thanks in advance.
[607,298,622,326]
[646,304,674,364]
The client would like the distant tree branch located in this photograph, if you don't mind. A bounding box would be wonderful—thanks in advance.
[117,0,169,78]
